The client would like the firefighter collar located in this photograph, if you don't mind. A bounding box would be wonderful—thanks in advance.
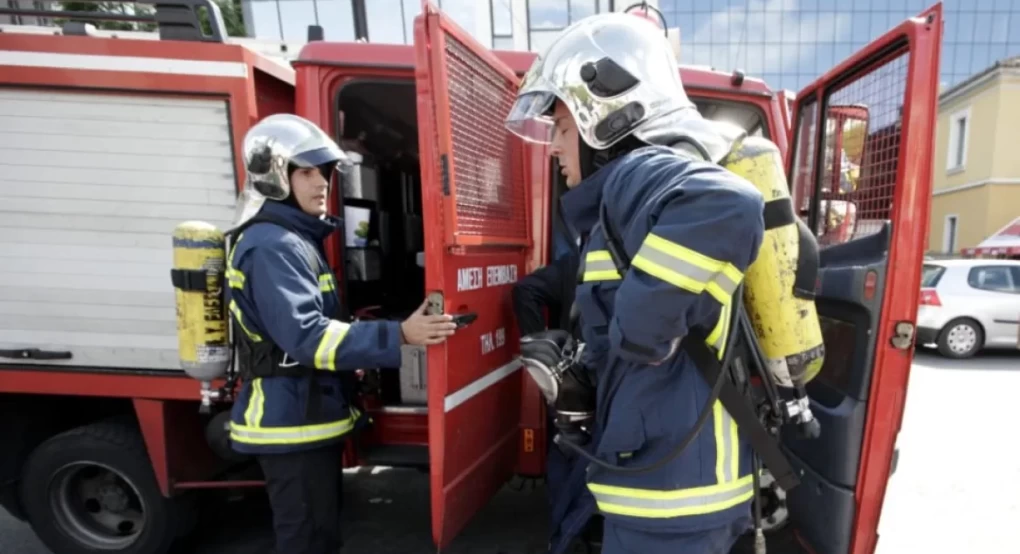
[559,156,623,235]
[259,200,340,242]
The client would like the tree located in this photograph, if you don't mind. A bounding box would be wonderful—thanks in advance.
[58,0,247,37]
[203,0,246,38]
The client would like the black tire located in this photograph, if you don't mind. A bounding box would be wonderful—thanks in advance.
[19,419,182,554]
[937,317,984,359]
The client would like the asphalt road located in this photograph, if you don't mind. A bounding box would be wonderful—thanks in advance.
[3,349,1018,554]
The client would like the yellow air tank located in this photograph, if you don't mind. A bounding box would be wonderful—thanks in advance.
[171,221,230,383]
[721,136,825,388]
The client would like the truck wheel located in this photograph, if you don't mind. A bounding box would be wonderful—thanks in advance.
[19,419,181,554]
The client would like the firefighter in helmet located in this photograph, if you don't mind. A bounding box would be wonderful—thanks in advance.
[507,13,765,554]
[226,114,457,554]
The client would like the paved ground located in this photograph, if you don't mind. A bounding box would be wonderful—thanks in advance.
[2,348,1017,554]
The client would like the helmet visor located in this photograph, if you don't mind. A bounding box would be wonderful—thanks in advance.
[504,91,557,145]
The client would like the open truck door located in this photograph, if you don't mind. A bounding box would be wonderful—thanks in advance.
[782,4,941,554]
[413,3,532,548]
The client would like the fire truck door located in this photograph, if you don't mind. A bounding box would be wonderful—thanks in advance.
[781,5,941,554]
[413,5,532,548]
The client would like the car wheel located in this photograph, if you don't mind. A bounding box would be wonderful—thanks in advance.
[19,419,183,554]
[937,318,983,359]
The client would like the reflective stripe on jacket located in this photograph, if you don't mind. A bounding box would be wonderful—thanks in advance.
[560,143,765,533]
[226,201,402,455]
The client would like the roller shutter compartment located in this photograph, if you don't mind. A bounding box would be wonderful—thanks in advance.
[0,88,237,371]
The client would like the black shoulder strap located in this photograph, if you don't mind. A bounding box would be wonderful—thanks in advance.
[230,213,323,276]
[597,199,800,491]
[761,197,819,300]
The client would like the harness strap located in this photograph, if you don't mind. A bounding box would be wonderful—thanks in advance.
[227,213,334,422]
[596,185,800,491]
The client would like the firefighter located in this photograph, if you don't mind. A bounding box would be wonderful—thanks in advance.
[506,14,765,554]
[225,114,457,554]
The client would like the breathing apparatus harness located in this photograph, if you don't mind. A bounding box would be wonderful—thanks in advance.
[520,127,813,550]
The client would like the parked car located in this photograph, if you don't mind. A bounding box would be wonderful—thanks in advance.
[916,259,1020,358]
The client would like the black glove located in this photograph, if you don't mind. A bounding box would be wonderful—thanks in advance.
[520,330,573,367]
[556,362,595,416]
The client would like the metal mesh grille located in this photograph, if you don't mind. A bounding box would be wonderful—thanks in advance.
[791,52,909,248]
[443,35,529,243]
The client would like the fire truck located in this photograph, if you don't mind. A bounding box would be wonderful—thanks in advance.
[0,1,942,553]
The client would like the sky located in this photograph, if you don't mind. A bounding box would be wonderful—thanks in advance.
[245,0,1019,92]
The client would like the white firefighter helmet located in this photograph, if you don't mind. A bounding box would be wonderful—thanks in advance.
[233,113,350,228]
[504,12,695,151]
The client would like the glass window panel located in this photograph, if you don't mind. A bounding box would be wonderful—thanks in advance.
[530,29,562,52]
[569,0,597,23]
[366,0,407,44]
[491,0,513,36]
[315,0,356,42]
[493,36,515,50]
[529,0,568,29]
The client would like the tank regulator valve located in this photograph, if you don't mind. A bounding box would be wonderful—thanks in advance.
[783,395,820,439]
[199,381,224,414]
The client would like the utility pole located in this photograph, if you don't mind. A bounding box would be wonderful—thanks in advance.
[351,0,369,41]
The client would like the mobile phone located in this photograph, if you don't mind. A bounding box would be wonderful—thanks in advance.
[451,312,478,328]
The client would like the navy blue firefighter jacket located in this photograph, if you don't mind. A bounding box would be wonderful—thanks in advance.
[226,200,403,455]
[549,144,765,540]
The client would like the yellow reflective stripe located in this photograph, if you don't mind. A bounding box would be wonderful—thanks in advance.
[229,300,262,342]
[253,378,266,427]
[226,234,245,288]
[588,474,754,518]
[583,250,622,282]
[313,320,351,370]
[318,273,335,292]
[228,411,359,445]
[705,301,732,360]
[713,401,738,483]
[226,268,245,289]
[713,401,726,483]
[729,409,740,483]
[632,233,742,305]
[244,377,261,426]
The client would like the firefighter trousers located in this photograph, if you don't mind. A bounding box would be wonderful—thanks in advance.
[600,516,751,554]
[258,443,344,554]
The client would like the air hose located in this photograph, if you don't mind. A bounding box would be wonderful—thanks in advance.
[552,288,746,475]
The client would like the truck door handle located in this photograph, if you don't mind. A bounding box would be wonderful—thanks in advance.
[0,348,73,360]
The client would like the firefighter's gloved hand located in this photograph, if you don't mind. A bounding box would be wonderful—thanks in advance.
[552,361,596,457]
[519,329,574,406]
[555,361,595,416]
[520,329,573,368]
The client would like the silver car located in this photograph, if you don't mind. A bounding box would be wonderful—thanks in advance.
[916,259,1020,358]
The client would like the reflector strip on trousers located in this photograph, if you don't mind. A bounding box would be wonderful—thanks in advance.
[229,300,262,342]
[314,320,351,370]
[712,401,739,484]
[229,411,359,445]
[583,250,622,282]
[631,233,742,305]
[588,474,754,518]
[318,274,335,292]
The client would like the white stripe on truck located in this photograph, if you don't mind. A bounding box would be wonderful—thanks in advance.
[444,358,522,413]
[0,50,248,78]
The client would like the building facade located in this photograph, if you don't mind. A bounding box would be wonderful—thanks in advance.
[927,56,1020,255]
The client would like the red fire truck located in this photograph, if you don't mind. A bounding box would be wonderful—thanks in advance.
[0,1,942,553]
